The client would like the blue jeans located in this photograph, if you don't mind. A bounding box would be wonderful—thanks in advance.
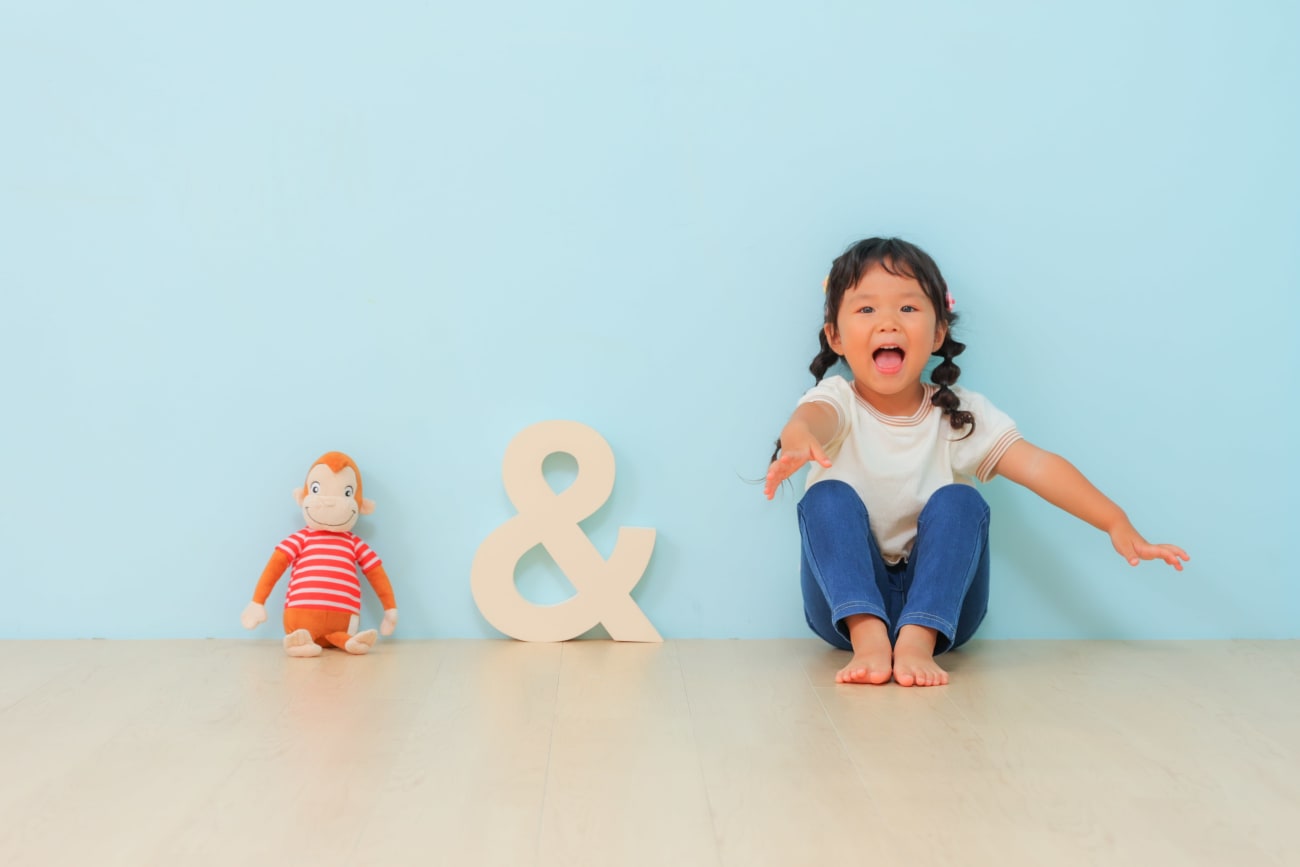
[798,480,990,655]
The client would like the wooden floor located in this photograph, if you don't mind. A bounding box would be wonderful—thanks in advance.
[1,639,1296,867]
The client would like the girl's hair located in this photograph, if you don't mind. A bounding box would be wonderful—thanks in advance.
[771,237,973,464]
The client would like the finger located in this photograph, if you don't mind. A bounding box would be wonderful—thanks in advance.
[1144,545,1185,566]
[786,454,812,474]
[765,457,797,481]
[1112,536,1139,565]
[809,444,832,468]
[1142,542,1190,560]
[1123,538,1144,566]
[764,470,786,499]
[765,456,808,498]
[1152,550,1183,571]
[782,453,809,471]
[763,467,784,499]
[1134,543,1186,571]
[764,473,786,499]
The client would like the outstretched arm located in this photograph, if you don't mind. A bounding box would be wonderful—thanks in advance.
[764,401,840,499]
[993,440,1189,571]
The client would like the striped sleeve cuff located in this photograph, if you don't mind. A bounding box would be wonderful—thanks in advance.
[976,428,1024,483]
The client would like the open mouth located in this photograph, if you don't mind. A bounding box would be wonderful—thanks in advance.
[872,345,905,375]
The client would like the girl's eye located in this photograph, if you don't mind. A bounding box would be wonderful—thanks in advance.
[857,306,874,314]
[310,482,320,494]
[901,305,918,313]
[344,486,355,498]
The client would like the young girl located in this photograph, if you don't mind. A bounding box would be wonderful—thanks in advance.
[765,237,1188,687]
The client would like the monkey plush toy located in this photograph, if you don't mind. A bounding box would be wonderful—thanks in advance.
[241,451,398,657]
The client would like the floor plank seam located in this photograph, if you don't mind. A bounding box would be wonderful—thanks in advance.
[531,642,564,867]
[673,643,727,867]
[810,684,876,805]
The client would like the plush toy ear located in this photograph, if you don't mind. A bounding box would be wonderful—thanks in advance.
[359,497,376,515]
[294,487,306,505]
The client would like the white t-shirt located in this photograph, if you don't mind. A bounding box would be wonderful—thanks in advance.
[798,375,1022,564]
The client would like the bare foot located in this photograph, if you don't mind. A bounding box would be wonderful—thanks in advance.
[893,625,948,687]
[836,615,893,684]
[344,629,378,655]
[284,629,322,658]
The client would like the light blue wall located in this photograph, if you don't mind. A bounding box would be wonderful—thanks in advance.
[2,2,1295,640]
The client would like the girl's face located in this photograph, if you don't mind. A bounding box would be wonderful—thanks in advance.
[825,261,947,415]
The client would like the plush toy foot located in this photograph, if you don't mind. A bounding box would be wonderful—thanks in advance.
[344,629,378,655]
[284,629,322,658]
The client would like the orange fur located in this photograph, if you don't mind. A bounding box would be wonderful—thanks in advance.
[284,609,356,648]
[302,451,365,503]
[364,563,396,610]
[252,549,291,605]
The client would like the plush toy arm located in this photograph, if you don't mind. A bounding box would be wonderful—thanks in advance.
[241,549,290,630]
[241,601,267,630]
[363,563,398,635]
[363,563,396,609]
[252,550,291,604]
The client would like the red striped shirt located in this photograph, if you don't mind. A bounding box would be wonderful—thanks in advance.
[276,529,382,613]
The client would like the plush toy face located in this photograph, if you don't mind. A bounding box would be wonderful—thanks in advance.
[294,462,375,532]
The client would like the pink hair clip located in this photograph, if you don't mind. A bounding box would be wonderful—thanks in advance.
[946,292,955,312]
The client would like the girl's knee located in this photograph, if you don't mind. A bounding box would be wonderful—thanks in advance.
[925,484,989,517]
[799,479,864,515]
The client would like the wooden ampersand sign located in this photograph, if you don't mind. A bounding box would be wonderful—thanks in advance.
[471,420,661,642]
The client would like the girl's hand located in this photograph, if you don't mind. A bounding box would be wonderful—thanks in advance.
[1109,522,1190,571]
[766,401,839,499]
[765,439,832,499]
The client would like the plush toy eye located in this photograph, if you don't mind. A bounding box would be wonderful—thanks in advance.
[344,486,355,498]
[310,482,321,494]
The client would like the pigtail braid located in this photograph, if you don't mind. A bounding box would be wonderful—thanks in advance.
[808,329,841,384]
[930,333,975,439]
